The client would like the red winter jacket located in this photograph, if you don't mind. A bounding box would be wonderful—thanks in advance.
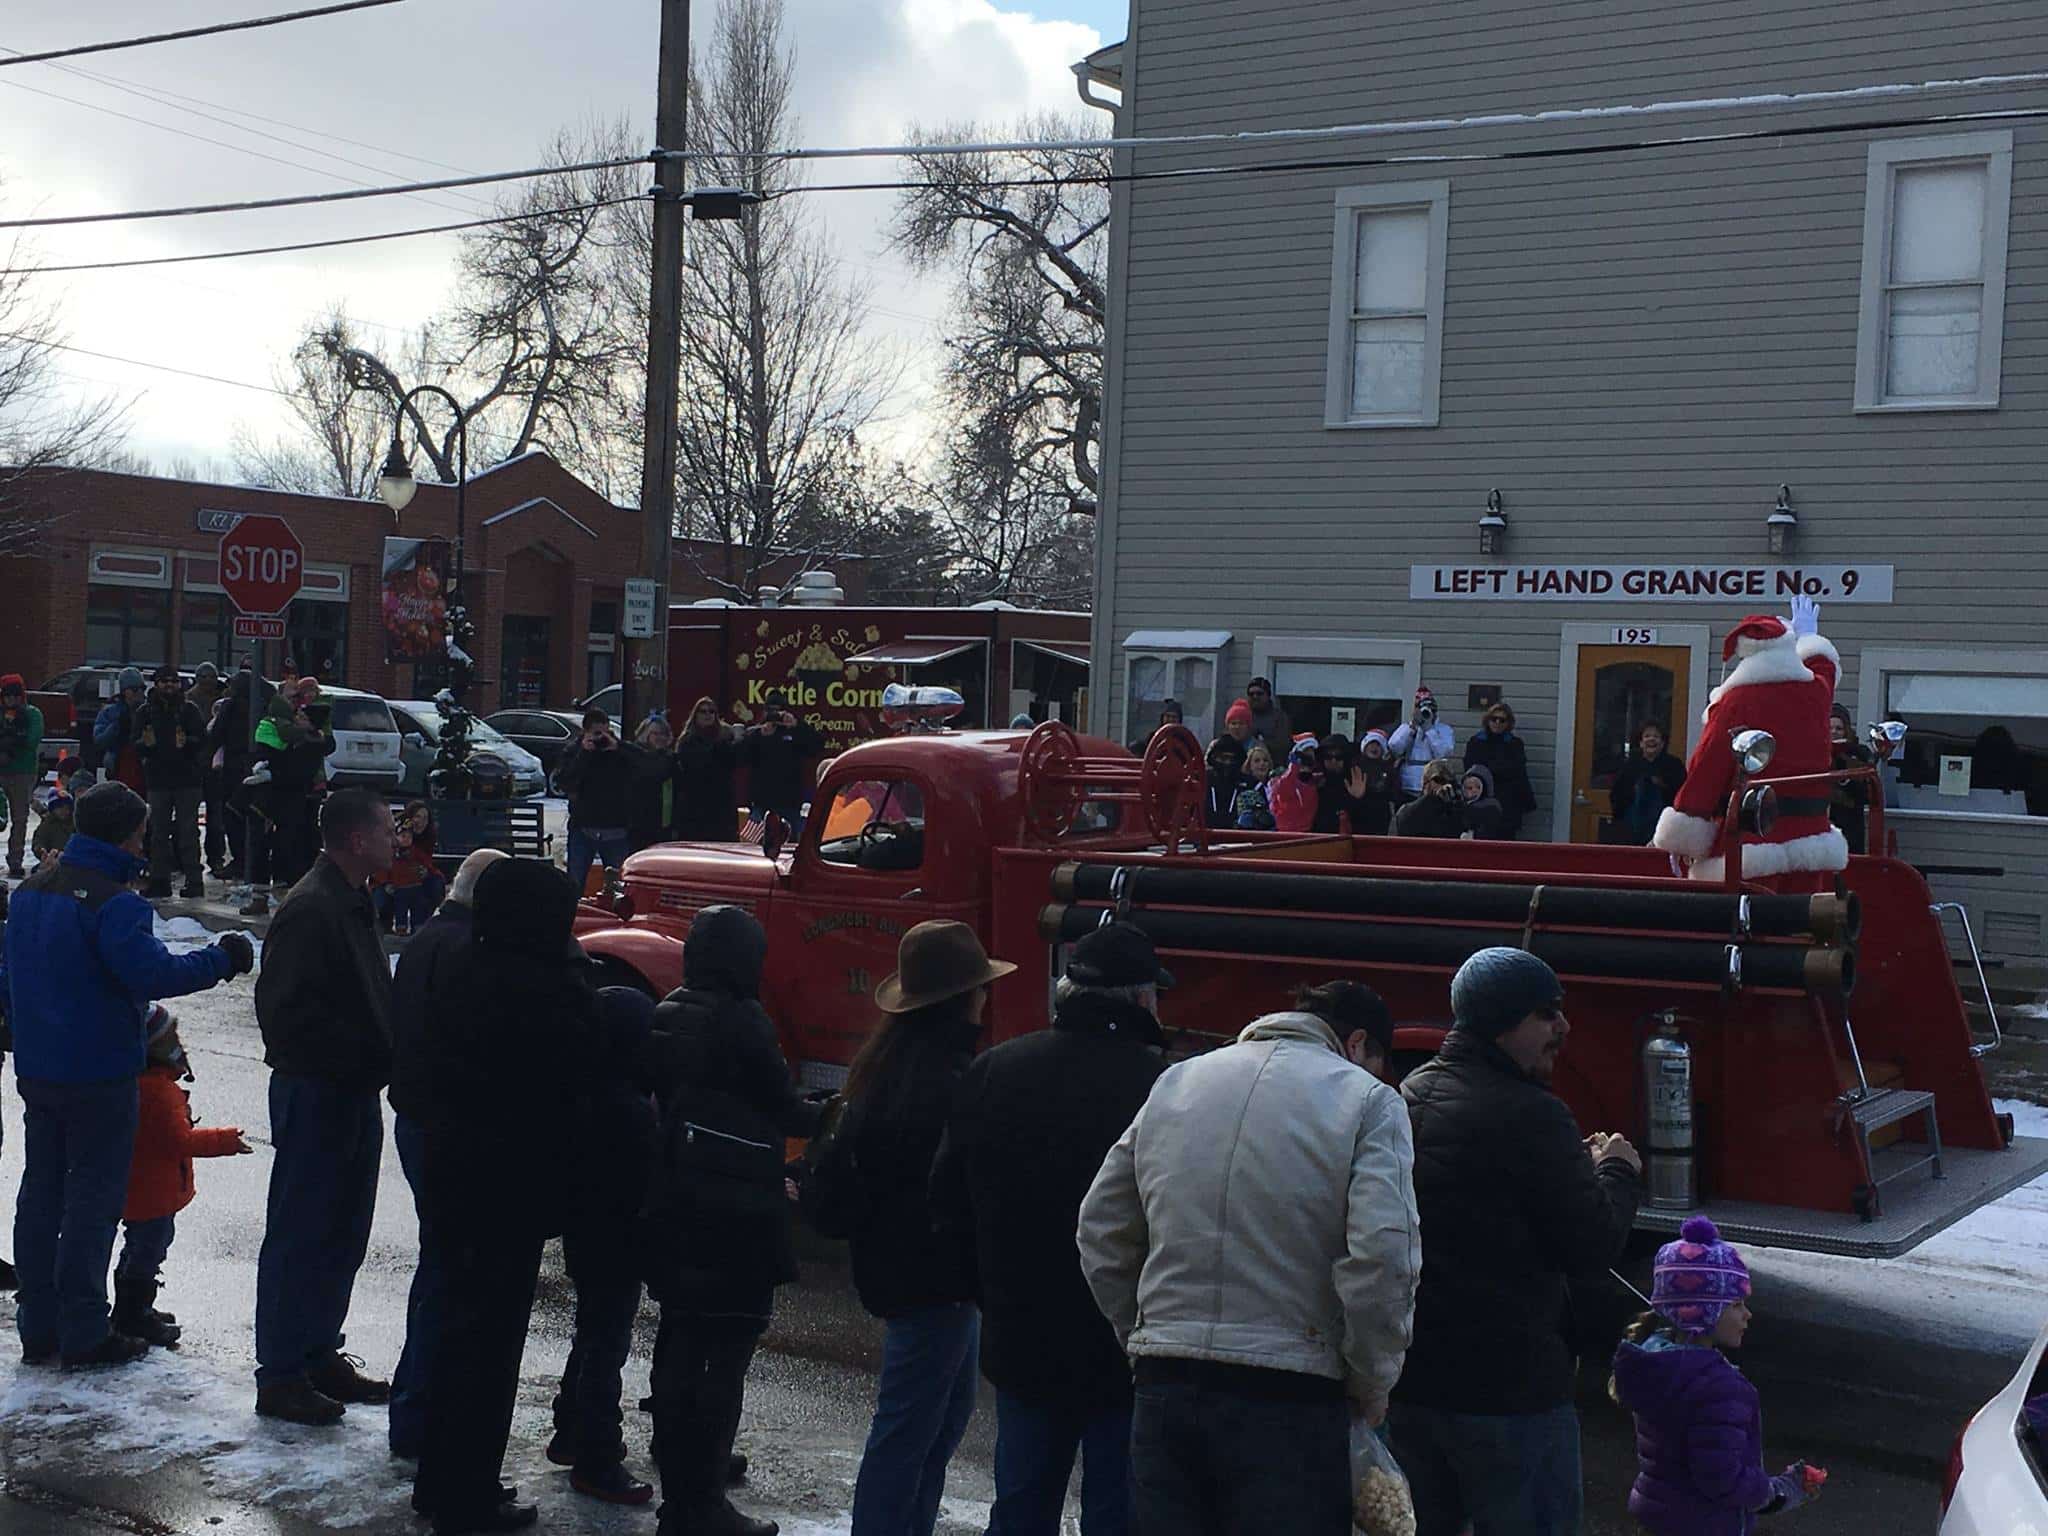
[125,1064,243,1222]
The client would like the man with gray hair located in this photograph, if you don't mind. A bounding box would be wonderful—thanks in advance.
[930,921,1170,1536]
[386,848,504,1458]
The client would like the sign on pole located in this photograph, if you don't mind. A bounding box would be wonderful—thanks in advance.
[622,577,658,639]
[218,514,306,616]
[232,615,286,640]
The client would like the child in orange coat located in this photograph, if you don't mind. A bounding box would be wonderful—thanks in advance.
[115,1006,251,1347]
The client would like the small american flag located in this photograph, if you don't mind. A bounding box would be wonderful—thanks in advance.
[738,815,766,845]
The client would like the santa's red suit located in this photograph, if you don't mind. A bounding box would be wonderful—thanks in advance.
[1652,612,1848,882]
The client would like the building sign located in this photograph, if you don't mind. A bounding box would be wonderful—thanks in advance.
[731,613,900,752]
[1410,564,1895,604]
[622,577,659,639]
[1611,626,1661,644]
[232,615,286,641]
[381,537,450,665]
[196,509,242,534]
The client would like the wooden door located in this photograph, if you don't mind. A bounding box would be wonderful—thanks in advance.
[1569,645,1693,843]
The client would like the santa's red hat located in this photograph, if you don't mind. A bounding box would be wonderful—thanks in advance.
[1721,615,1790,663]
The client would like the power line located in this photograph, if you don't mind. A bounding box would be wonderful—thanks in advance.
[0,153,650,231]
[0,331,304,400]
[0,195,646,275]
[0,2,406,69]
[670,65,2048,164]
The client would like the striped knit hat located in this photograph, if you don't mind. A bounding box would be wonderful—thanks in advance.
[1651,1216,1752,1335]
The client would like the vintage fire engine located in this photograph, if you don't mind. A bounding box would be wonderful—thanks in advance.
[574,711,2047,1259]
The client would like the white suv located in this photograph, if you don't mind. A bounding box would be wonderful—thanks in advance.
[318,687,405,790]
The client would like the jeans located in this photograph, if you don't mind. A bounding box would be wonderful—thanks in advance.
[990,1390,1132,1536]
[1387,1402,1584,1536]
[390,1116,442,1458]
[115,1213,177,1289]
[253,1074,383,1387]
[851,1302,981,1536]
[2,770,33,869]
[554,1223,644,1471]
[375,875,445,932]
[567,825,631,892]
[1130,1373,1350,1536]
[147,785,203,886]
[14,1075,141,1356]
[651,1309,764,1520]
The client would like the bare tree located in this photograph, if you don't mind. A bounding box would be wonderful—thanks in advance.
[280,125,641,487]
[0,220,126,552]
[616,0,888,598]
[230,311,397,495]
[891,116,1108,605]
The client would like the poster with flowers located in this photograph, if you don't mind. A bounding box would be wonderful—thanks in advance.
[381,537,450,664]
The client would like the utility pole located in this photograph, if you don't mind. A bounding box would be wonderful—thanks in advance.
[625,0,689,732]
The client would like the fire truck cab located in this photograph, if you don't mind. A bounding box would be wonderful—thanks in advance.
[575,722,2048,1259]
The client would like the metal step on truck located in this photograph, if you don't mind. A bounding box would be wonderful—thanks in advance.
[572,713,2048,1259]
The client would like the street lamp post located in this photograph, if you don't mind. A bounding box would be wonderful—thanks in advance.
[376,385,479,797]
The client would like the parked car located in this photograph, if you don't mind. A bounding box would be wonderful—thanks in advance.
[317,686,405,790]
[389,701,547,799]
[35,665,194,769]
[579,683,623,720]
[1940,1320,2048,1531]
[482,708,586,787]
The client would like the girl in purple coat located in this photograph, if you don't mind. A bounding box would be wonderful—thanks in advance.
[1610,1217,1823,1535]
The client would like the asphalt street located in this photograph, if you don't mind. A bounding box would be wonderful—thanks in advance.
[0,927,1999,1534]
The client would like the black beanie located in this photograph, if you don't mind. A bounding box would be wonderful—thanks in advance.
[473,857,583,959]
[75,781,148,847]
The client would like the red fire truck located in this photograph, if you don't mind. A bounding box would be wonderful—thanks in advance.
[573,720,2047,1259]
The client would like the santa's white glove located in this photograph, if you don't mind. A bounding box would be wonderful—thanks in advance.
[1789,594,1820,638]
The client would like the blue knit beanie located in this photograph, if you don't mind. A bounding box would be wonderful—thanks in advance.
[1451,947,1562,1039]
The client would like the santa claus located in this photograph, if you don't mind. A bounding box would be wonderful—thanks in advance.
[1653,596,1848,882]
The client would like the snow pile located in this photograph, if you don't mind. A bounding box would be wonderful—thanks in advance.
[0,1353,411,1528]
[153,913,261,962]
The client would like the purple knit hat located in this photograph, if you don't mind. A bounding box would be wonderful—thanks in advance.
[1651,1216,1752,1335]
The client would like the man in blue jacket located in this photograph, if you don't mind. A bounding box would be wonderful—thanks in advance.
[5,781,254,1368]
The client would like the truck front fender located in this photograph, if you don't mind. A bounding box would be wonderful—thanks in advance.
[579,925,686,999]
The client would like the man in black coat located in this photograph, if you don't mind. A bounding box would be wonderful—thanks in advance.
[410,858,651,1536]
[252,788,397,1425]
[930,922,1170,1536]
[736,696,822,830]
[558,708,636,892]
[1389,947,1643,1536]
[386,848,506,1462]
[136,666,208,899]
[645,904,818,1536]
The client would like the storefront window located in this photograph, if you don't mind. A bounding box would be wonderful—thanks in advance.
[1126,654,1217,746]
[1883,671,2047,816]
[1270,659,1405,741]
[85,585,170,667]
[501,616,552,706]
[178,593,232,673]
[286,600,349,685]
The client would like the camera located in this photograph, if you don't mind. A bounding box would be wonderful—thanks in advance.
[1417,703,1437,729]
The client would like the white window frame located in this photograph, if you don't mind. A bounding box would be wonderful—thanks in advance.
[1858,645,2048,825]
[1854,131,2013,413]
[1122,634,1229,746]
[1249,636,1423,721]
[1324,181,1451,429]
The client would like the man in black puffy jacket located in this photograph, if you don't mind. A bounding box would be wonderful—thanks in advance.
[931,921,1168,1536]
[1390,948,1643,1536]
[136,666,208,899]
[645,905,817,1536]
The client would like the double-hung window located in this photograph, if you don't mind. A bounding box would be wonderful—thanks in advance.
[1854,132,2013,411]
[1325,181,1450,427]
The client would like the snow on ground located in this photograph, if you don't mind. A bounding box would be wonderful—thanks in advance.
[152,914,260,960]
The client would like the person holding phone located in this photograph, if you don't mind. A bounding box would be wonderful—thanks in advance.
[559,709,636,892]
[737,694,823,835]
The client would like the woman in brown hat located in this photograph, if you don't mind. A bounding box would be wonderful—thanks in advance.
[843,922,1015,1536]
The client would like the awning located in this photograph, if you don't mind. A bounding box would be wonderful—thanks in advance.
[847,639,982,667]
[1124,628,1231,650]
[1015,638,1091,669]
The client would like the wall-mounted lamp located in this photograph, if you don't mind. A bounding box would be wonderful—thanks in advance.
[1767,484,1798,555]
[1479,488,1508,556]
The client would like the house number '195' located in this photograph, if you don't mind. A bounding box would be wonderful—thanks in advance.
[1610,626,1660,645]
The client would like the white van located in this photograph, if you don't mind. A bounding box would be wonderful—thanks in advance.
[318,686,405,790]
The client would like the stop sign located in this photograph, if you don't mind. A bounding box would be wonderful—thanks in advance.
[217,514,305,616]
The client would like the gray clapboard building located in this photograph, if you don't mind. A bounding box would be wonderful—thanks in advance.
[1080,2,2048,962]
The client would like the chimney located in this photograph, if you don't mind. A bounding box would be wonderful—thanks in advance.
[786,570,845,606]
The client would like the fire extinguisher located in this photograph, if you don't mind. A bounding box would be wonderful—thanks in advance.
[1641,1015,1699,1211]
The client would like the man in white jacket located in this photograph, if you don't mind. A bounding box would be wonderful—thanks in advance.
[1387,686,1456,799]
[1078,981,1420,1536]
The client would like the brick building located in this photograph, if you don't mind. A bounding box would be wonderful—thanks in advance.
[0,452,867,712]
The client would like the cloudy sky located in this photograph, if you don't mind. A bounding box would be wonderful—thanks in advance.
[2,0,1126,475]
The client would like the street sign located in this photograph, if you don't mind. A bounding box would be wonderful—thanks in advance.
[232,615,286,640]
[622,577,658,638]
[218,514,305,616]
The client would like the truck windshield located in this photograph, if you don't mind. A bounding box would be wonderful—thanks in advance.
[816,778,926,871]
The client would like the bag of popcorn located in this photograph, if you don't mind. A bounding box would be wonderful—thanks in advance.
[1350,1421,1416,1536]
